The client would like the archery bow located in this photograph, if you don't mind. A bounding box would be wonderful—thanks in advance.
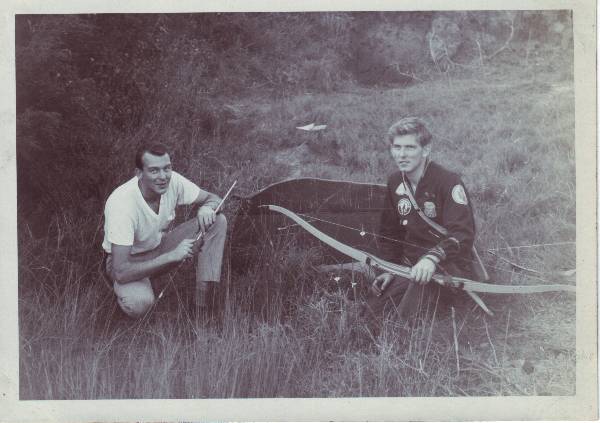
[194,180,238,242]
[266,205,576,295]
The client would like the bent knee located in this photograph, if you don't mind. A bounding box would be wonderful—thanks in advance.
[216,213,227,225]
[118,292,155,319]
[213,213,227,230]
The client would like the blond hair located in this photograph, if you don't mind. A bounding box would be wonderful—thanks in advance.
[386,117,432,146]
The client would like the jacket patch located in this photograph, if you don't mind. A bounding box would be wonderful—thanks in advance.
[423,201,437,218]
[452,185,468,205]
[397,198,412,215]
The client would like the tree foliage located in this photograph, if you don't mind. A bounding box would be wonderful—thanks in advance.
[16,11,571,233]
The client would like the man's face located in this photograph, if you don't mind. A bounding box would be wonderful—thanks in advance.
[390,134,430,174]
[136,152,172,196]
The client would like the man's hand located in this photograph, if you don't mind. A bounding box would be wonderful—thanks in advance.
[167,239,196,262]
[197,206,216,233]
[371,272,395,297]
[411,257,436,284]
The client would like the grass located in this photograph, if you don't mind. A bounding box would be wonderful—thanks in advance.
[18,220,575,399]
[18,41,575,399]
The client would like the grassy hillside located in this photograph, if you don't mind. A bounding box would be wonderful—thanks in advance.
[17,12,575,399]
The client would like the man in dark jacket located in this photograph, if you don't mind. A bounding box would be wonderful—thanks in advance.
[365,117,478,323]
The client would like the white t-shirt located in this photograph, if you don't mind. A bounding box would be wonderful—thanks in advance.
[102,171,201,254]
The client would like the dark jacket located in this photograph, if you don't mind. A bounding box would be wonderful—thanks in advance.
[379,161,476,276]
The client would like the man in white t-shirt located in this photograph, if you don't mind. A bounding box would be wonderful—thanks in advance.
[102,143,227,318]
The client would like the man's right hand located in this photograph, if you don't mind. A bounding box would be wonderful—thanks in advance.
[371,272,395,297]
[168,238,196,262]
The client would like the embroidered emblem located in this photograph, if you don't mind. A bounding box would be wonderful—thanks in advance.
[395,183,407,195]
[423,201,437,218]
[452,185,468,205]
[397,198,412,215]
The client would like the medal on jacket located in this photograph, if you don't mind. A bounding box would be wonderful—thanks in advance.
[397,198,412,215]
[423,201,437,218]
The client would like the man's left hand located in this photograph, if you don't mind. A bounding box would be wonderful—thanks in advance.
[411,257,436,284]
[197,206,216,233]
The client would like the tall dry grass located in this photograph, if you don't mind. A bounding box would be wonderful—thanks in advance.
[19,208,575,398]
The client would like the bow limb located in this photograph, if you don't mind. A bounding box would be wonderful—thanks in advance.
[432,273,576,294]
[267,205,431,280]
[265,205,575,295]
[267,205,374,266]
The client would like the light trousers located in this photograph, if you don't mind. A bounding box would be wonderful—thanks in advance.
[106,214,227,318]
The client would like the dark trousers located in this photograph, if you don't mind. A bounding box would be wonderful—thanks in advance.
[363,261,472,329]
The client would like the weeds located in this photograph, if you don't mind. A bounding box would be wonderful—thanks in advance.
[18,220,575,399]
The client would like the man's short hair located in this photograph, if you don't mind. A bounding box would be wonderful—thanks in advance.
[135,143,170,170]
[386,117,432,147]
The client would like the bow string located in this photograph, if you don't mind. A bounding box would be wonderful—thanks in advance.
[266,205,575,295]
[284,210,574,287]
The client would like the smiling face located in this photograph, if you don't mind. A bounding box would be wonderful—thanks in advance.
[390,133,430,176]
[136,152,172,200]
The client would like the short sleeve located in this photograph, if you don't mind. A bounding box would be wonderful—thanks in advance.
[172,172,201,205]
[104,198,135,246]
